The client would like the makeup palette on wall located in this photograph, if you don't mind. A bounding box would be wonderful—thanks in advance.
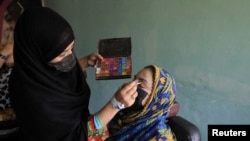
[95,37,132,80]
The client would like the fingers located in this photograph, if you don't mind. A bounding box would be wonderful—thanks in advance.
[95,53,104,60]
[120,80,136,93]
[78,53,104,70]
[89,53,103,61]
[115,80,138,107]
[130,93,137,100]
[1,42,14,56]
[87,53,103,67]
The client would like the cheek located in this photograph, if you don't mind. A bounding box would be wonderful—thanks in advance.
[142,88,152,106]
[142,96,149,106]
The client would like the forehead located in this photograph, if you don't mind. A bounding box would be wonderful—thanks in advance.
[135,68,153,81]
[65,41,75,50]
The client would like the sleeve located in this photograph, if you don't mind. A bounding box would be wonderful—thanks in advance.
[87,115,109,141]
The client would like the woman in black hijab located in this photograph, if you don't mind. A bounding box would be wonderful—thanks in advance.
[9,7,138,141]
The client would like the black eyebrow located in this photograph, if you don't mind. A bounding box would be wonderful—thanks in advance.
[137,77,147,83]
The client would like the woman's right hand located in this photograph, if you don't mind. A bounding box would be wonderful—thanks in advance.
[95,80,138,128]
[114,81,138,108]
[1,42,13,56]
[0,42,14,67]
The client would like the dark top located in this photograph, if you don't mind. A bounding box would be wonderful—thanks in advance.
[9,7,90,141]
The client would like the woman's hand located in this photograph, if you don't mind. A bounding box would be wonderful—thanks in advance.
[78,53,103,71]
[114,81,138,108]
[96,80,138,127]
[0,42,14,68]
[1,42,13,57]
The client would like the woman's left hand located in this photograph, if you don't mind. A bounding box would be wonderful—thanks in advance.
[78,53,103,70]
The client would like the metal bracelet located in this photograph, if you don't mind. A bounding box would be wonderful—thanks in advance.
[110,96,125,110]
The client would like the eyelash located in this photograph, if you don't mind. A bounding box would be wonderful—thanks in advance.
[138,83,145,88]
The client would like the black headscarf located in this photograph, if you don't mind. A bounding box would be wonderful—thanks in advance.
[9,7,90,141]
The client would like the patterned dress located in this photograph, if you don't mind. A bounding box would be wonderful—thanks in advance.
[0,65,12,110]
[107,65,177,141]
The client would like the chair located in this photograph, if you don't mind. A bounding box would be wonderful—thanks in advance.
[0,119,19,141]
[166,102,201,141]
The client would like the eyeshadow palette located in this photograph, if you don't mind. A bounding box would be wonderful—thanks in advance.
[96,37,132,80]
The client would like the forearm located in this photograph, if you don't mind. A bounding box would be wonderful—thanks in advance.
[97,101,119,127]
[87,101,118,140]
[97,81,138,126]
[87,81,137,139]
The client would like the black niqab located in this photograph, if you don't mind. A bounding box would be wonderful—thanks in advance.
[9,7,90,141]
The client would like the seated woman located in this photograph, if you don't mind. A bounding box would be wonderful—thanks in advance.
[0,0,21,121]
[88,65,177,141]
[0,42,15,121]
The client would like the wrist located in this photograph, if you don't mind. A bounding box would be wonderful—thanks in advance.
[78,57,88,70]
[110,96,125,110]
[93,113,103,129]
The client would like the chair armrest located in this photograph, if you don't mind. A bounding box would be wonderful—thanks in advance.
[167,116,201,141]
[0,120,19,140]
[0,127,19,138]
